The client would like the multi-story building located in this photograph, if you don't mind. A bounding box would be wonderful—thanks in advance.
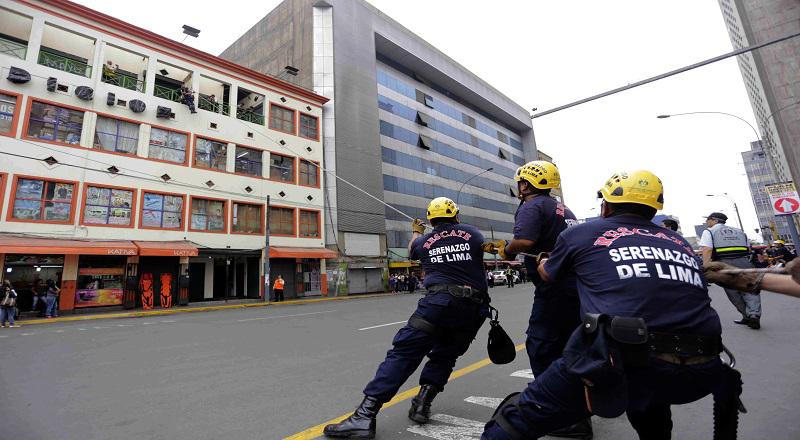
[717,0,800,184]
[221,0,537,293]
[0,0,331,314]
[742,140,793,242]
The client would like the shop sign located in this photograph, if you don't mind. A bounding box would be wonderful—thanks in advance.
[107,248,137,255]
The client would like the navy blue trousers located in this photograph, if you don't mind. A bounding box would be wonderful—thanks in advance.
[481,356,729,439]
[363,292,488,402]
[526,281,582,377]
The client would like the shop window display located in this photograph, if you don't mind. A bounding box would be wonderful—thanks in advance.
[12,178,74,222]
[141,192,183,229]
[75,256,127,308]
[83,186,133,226]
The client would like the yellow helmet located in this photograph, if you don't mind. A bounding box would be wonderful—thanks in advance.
[515,161,561,190]
[774,240,785,245]
[598,170,664,210]
[426,197,459,220]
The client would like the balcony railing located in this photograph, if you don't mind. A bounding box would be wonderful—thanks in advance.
[0,36,27,60]
[198,95,230,116]
[38,48,92,78]
[237,108,265,125]
[102,70,145,92]
[154,84,182,103]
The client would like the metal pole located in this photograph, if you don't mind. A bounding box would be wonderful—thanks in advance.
[490,226,498,270]
[456,167,493,206]
[531,31,800,119]
[732,201,744,234]
[264,195,271,302]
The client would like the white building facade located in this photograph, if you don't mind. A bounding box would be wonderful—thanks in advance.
[0,0,332,314]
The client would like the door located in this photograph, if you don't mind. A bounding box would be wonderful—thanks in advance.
[235,259,245,298]
[348,269,368,294]
[365,269,384,293]
[246,257,260,298]
[138,257,178,309]
[188,263,205,302]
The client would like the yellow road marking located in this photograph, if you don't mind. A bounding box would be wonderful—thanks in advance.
[19,292,397,326]
[283,342,526,440]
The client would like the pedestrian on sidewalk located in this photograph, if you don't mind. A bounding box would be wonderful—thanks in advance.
[45,279,60,318]
[31,279,46,316]
[1,280,19,328]
[324,197,490,439]
[273,275,285,302]
[389,274,397,293]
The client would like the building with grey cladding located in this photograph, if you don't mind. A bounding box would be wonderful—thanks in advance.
[221,0,536,293]
[742,141,793,243]
[717,0,800,185]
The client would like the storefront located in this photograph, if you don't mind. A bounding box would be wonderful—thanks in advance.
[74,255,126,308]
[268,247,337,299]
[2,254,64,312]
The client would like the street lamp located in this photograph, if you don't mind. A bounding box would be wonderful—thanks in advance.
[706,193,744,230]
[456,167,494,206]
[656,112,761,144]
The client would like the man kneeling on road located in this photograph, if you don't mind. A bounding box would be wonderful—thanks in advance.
[324,197,490,439]
[481,170,743,439]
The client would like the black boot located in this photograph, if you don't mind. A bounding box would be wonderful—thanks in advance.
[747,317,761,329]
[733,316,750,325]
[408,384,439,424]
[323,396,383,439]
[549,418,594,439]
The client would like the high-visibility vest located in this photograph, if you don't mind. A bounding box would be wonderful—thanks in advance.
[710,225,750,260]
[273,278,285,290]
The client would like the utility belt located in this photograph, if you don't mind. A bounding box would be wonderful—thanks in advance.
[427,284,487,304]
[648,331,722,365]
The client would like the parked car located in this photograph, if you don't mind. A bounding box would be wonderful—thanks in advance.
[491,270,507,284]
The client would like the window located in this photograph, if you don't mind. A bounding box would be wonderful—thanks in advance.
[0,93,19,135]
[26,101,83,144]
[269,206,295,236]
[299,159,319,187]
[299,113,318,140]
[148,127,187,164]
[416,90,433,108]
[141,192,183,229]
[94,116,139,154]
[235,146,263,176]
[195,137,227,170]
[190,198,225,232]
[232,202,262,234]
[269,104,295,133]
[83,185,134,226]
[11,177,75,222]
[299,210,320,238]
[416,111,431,127]
[418,134,432,150]
[269,153,295,182]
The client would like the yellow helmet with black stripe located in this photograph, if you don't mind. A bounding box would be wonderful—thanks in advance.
[426,197,459,220]
[514,161,561,190]
[598,170,664,210]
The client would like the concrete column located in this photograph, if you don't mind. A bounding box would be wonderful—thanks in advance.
[25,17,44,64]
[59,254,79,312]
[229,85,238,119]
[90,40,104,83]
[80,112,96,148]
[320,258,327,296]
[226,142,236,173]
[138,124,151,158]
[204,259,213,299]
[144,56,157,97]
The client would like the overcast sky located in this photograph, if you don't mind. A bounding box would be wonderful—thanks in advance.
[75,0,766,239]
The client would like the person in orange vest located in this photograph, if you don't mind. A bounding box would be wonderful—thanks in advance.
[273,275,285,302]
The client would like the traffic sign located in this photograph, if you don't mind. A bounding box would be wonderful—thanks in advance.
[774,197,800,214]
[765,182,800,216]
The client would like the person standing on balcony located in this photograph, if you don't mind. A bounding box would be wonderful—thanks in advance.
[102,61,117,84]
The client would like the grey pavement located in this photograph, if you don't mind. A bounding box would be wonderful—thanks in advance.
[0,284,798,440]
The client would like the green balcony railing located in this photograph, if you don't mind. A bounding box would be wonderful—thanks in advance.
[0,36,27,60]
[102,70,145,92]
[154,84,182,103]
[198,95,230,116]
[237,108,265,125]
[38,48,91,78]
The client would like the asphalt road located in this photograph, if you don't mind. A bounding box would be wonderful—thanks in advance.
[1,283,798,440]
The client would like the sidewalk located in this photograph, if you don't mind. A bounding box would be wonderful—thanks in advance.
[16,292,398,326]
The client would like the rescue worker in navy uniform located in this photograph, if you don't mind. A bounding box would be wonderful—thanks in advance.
[698,212,761,329]
[482,170,739,439]
[324,197,489,439]
[488,161,590,439]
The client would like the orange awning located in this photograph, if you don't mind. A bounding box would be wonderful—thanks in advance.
[269,246,339,259]
[134,241,199,257]
[0,235,137,256]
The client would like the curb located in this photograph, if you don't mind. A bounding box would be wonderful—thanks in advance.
[17,292,399,326]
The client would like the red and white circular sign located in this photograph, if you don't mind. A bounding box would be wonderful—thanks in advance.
[773,197,800,214]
